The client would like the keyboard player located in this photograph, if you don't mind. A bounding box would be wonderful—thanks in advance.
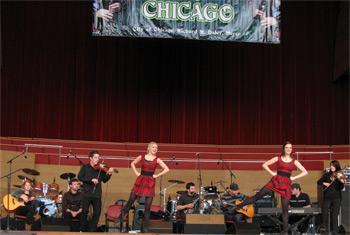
[289,183,311,233]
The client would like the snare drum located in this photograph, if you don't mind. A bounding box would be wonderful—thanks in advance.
[54,194,63,204]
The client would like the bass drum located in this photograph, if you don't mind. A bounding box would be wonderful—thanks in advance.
[34,198,57,217]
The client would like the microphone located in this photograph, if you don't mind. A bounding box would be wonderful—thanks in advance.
[66,149,72,159]
[217,155,222,165]
[173,155,178,165]
[196,153,200,157]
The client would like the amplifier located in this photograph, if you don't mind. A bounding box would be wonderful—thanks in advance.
[185,214,225,234]
[254,198,275,214]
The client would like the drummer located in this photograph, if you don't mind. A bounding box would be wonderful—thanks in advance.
[62,178,83,231]
[176,182,204,233]
[11,180,39,231]
[221,183,249,224]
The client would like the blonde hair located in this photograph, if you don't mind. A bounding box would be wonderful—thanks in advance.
[147,141,158,154]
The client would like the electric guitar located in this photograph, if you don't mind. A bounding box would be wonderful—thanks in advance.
[184,197,200,214]
[3,194,39,212]
[223,200,255,218]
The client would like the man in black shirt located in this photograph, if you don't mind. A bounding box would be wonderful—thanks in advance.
[289,183,311,233]
[221,183,249,223]
[78,150,114,232]
[62,178,83,231]
[176,182,203,233]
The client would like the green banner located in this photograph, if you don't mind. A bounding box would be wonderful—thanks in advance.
[93,0,280,44]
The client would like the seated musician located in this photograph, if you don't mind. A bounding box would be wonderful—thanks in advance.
[62,178,83,231]
[289,183,311,233]
[221,183,249,224]
[11,180,39,231]
[176,182,204,233]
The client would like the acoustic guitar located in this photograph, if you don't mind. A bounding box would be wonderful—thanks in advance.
[223,200,255,218]
[3,194,38,212]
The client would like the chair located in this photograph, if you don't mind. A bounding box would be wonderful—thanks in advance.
[105,205,129,233]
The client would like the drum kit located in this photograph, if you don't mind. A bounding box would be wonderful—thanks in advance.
[164,179,227,221]
[14,168,77,218]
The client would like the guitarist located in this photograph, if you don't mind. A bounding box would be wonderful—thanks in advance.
[221,183,249,224]
[176,182,203,233]
[11,180,38,230]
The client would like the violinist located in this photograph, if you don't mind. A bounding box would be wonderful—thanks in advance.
[317,160,345,234]
[78,150,115,232]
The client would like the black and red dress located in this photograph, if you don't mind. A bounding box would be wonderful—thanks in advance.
[266,156,295,199]
[131,155,158,197]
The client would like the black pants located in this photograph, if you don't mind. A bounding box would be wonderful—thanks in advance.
[16,204,36,225]
[322,197,342,233]
[224,211,245,224]
[81,196,101,232]
[64,212,81,232]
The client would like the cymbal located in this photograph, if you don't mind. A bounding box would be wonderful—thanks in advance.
[168,179,185,184]
[18,175,33,182]
[214,180,226,184]
[60,173,76,180]
[176,191,187,195]
[22,168,40,176]
[13,185,22,188]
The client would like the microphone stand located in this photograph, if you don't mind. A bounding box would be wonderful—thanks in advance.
[3,151,26,230]
[73,153,84,169]
[159,157,176,207]
[197,154,203,214]
[218,157,236,185]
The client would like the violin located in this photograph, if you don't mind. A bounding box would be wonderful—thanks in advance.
[93,163,119,174]
[331,169,347,184]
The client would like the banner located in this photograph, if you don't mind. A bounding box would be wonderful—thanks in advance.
[93,0,280,44]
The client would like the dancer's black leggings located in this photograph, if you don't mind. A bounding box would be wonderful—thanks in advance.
[123,192,153,230]
[237,186,290,233]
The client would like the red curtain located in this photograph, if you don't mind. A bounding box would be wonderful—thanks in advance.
[1,1,348,145]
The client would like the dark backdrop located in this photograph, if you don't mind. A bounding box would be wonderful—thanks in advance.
[1,1,349,145]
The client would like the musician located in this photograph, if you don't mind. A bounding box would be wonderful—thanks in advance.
[317,160,345,234]
[221,183,249,224]
[176,182,204,233]
[78,150,114,232]
[11,180,38,231]
[62,178,83,231]
[289,183,311,233]
[232,141,308,235]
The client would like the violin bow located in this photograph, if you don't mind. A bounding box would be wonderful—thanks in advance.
[93,159,104,194]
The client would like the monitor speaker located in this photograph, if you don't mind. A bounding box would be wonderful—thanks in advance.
[227,222,260,234]
[41,218,70,231]
[185,214,225,234]
[148,221,173,233]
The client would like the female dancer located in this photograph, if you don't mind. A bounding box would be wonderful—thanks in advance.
[233,141,308,234]
[120,142,169,232]
[317,160,345,233]
[12,180,37,230]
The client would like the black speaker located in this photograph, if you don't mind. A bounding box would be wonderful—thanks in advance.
[41,218,70,231]
[185,214,225,234]
[341,188,349,227]
[253,216,277,227]
[254,198,274,214]
[148,221,173,233]
[227,222,260,234]
[132,204,145,230]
